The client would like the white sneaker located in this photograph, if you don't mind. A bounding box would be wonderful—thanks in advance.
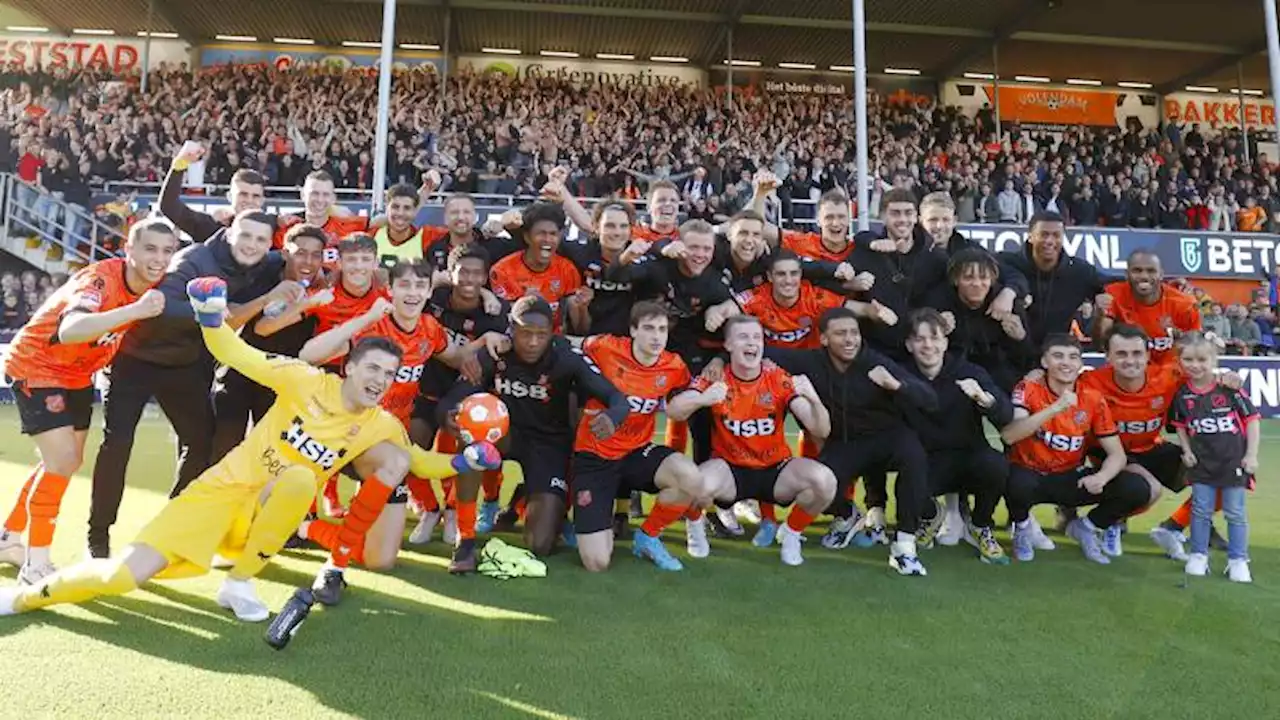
[686,517,710,559]
[865,507,890,546]
[936,507,965,547]
[17,561,56,586]
[778,524,805,566]
[889,536,927,576]
[734,500,761,526]
[210,554,234,569]
[215,577,270,622]
[442,509,459,546]
[1149,526,1188,561]
[1226,558,1252,583]
[0,531,24,566]
[408,510,441,545]
[1185,553,1209,577]
[1025,515,1056,551]
[0,585,19,616]
[714,507,743,536]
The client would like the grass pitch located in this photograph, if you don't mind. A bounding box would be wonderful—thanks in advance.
[1,406,1279,718]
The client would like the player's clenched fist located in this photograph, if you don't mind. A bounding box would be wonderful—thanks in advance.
[1052,390,1078,412]
[868,365,901,391]
[186,277,228,328]
[955,378,994,408]
[131,288,166,320]
[699,381,729,406]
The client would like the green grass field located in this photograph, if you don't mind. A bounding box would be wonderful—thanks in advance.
[1,406,1279,718]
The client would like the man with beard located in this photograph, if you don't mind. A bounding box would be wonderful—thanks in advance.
[489,203,588,334]
[274,171,370,266]
[1092,250,1201,367]
[160,141,271,245]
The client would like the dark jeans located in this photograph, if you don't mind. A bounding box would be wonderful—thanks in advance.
[1005,466,1149,529]
[88,352,215,541]
[820,427,929,534]
[927,446,1008,529]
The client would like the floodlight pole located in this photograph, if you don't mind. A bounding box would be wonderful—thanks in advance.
[440,7,451,113]
[992,44,1001,132]
[141,0,155,93]
[852,0,870,231]
[1265,0,1280,158]
[372,0,397,213]
[1239,61,1251,165]
[726,27,734,110]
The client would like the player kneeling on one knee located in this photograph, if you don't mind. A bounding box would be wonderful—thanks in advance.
[569,304,708,572]
[643,315,837,568]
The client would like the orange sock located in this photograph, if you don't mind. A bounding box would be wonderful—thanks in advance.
[664,418,688,452]
[515,495,527,520]
[798,434,820,458]
[331,480,394,568]
[684,506,704,521]
[641,501,689,537]
[27,469,71,548]
[482,470,502,503]
[307,519,363,565]
[1170,498,1193,528]
[406,476,439,512]
[457,501,477,541]
[786,507,817,533]
[760,503,778,523]
[443,477,457,509]
[4,464,40,533]
[844,481,857,502]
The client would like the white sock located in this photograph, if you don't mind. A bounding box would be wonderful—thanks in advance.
[943,493,960,516]
[26,545,50,565]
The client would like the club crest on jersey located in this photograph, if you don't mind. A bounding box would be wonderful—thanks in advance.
[1074,410,1087,423]
[550,280,562,293]
[760,392,774,405]
[281,417,347,470]
[463,319,475,333]
[44,394,65,414]
[576,489,592,507]
[1150,397,1164,409]
[347,424,361,438]
[655,375,667,389]
[1212,393,1229,408]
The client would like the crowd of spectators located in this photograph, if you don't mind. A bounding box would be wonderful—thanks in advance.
[0,63,1278,233]
[0,267,61,333]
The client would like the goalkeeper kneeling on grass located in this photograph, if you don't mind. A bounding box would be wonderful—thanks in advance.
[0,277,500,622]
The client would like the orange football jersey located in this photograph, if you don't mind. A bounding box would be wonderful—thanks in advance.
[734,281,845,349]
[3,258,147,389]
[276,214,370,265]
[489,253,583,332]
[354,313,449,424]
[305,282,391,336]
[1009,379,1117,474]
[693,360,796,469]
[1078,364,1182,454]
[633,223,680,244]
[1103,281,1201,366]
[574,335,691,459]
[781,230,853,263]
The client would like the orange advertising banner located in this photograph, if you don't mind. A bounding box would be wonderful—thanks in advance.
[982,85,1118,127]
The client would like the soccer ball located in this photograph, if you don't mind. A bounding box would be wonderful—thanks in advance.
[456,393,510,444]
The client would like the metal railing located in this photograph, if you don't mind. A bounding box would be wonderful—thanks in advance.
[2,175,127,266]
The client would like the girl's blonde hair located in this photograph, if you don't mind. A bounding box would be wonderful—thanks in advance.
[1177,330,1219,356]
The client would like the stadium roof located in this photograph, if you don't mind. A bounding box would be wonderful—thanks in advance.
[1,0,1274,93]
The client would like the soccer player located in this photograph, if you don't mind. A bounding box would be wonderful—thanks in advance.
[605,220,735,464]
[997,211,1110,349]
[210,223,327,463]
[438,296,629,557]
[369,183,429,267]
[633,180,683,243]
[1170,332,1259,583]
[760,186,856,264]
[296,260,502,575]
[419,245,512,540]
[848,189,949,359]
[489,202,587,333]
[419,171,525,273]
[1093,249,1201,367]
[87,210,290,559]
[706,249,897,351]
[0,278,499,621]
[0,220,176,581]
[718,210,856,294]
[275,171,370,263]
[159,141,270,244]
[929,248,1036,393]
[656,315,836,567]
[548,194,648,337]
[572,302,704,572]
[255,233,389,345]
[1078,325,1244,560]
[900,309,1014,564]
[1000,334,1150,564]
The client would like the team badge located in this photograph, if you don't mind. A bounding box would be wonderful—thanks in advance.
[1212,394,1228,408]
[1179,237,1203,273]
[800,317,812,327]
[538,374,549,385]
[655,376,668,389]
[761,392,774,405]
[550,280,562,293]
[347,424,361,438]
[576,489,592,507]
[1073,410,1087,424]
[44,394,65,414]
[463,319,475,333]
[1150,397,1164,409]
